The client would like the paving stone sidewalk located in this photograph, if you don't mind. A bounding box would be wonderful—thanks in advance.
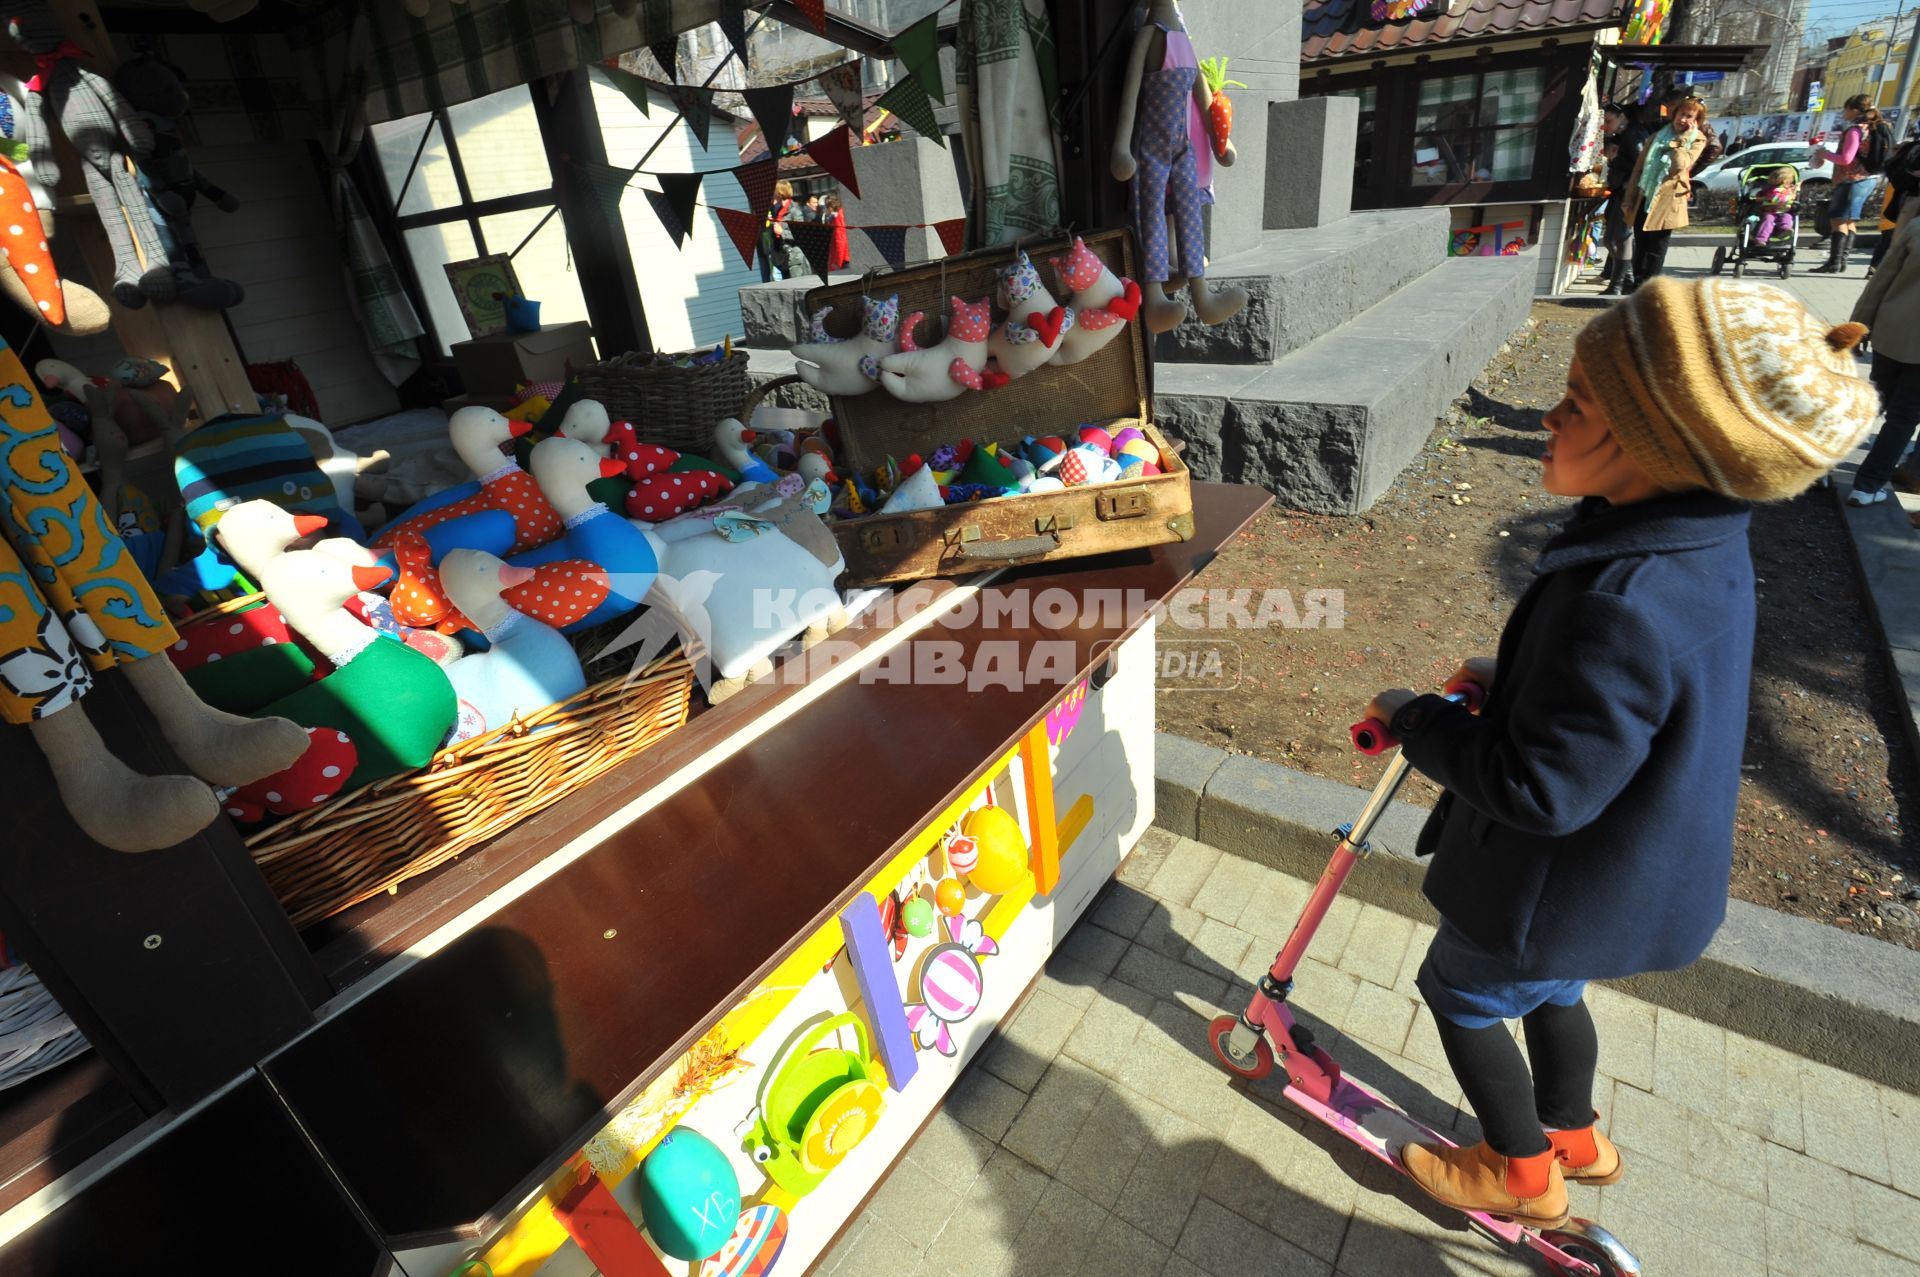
[818,829,1920,1277]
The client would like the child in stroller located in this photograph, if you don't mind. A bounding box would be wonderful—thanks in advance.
[1713,166,1799,278]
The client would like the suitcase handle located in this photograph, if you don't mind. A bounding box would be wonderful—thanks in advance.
[956,531,1062,562]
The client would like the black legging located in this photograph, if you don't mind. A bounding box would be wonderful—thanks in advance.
[1634,211,1673,281]
[1431,1000,1599,1158]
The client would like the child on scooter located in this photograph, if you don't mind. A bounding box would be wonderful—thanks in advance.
[1363,278,1878,1226]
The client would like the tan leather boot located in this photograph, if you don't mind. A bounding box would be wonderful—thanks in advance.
[1548,1119,1625,1186]
[1400,1140,1570,1227]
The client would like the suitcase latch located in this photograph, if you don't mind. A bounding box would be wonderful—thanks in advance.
[861,521,916,553]
[1095,490,1149,520]
[1035,513,1076,534]
[941,525,984,549]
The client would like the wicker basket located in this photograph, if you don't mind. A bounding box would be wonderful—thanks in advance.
[574,348,750,453]
[242,652,695,929]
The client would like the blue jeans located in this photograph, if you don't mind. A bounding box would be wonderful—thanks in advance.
[1416,920,1588,1030]
[1832,178,1875,223]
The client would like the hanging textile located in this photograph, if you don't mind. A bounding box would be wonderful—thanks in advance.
[1569,61,1604,175]
[286,0,755,127]
[955,0,1065,248]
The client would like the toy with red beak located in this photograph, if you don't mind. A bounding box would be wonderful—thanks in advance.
[373,406,563,558]
[242,548,458,794]
[440,548,588,743]
[505,437,658,633]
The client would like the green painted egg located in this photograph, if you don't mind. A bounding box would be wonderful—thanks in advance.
[636,1127,741,1260]
[901,895,937,937]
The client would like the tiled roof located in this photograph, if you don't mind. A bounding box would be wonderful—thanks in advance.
[1302,0,1626,63]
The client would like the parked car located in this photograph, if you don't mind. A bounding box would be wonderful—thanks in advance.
[1690,142,1835,218]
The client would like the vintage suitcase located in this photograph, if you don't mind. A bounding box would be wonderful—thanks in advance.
[800,228,1193,586]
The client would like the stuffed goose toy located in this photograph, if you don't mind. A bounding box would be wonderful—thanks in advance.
[237,550,458,803]
[987,252,1075,384]
[373,406,560,559]
[507,437,658,633]
[1048,238,1140,368]
[440,549,587,744]
[877,296,995,401]
[792,293,900,397]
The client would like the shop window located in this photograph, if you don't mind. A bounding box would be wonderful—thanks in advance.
[1411,68,1542,188]
[371,85,588,355]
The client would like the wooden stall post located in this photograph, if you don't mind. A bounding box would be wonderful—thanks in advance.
[1020,722,1061,896]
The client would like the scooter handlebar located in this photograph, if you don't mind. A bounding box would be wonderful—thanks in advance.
[1349,682,1487,756]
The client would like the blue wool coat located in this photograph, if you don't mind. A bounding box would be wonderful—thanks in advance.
[1390,491,1755,982]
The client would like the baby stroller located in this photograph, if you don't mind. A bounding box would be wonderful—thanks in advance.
[1712,168,1798,280]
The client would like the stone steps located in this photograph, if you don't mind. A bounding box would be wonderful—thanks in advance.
[1156,256,1533,514]
[1154,208,1451,366]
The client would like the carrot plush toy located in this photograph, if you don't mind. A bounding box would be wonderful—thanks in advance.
[1199,57,1246,161]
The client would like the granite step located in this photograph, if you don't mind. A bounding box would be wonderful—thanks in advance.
[1156,256,1533,515]
[1153,207,1451,367]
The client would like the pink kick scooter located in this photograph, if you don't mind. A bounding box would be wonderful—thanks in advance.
[1206,682,1641,1277]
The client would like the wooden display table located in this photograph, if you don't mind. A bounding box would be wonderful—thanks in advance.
[0,482,1270,1275]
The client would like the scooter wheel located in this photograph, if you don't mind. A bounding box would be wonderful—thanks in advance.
[1540,1226,1641,1276]
[1208,1014,1275,1080]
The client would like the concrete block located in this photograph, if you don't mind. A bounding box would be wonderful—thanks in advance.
[1143,834,1223,908]
[983,988,1087,1093]
[1111,1106,1220,1244]
[1265,96,1356,230]
[946,1063,1028,1138]
[1204,89,1286,261]
[905,1110,996,1195]
[1800,1057,1894,1182]
[1336,904,1415,989]
[1000,1056,1107,1173]
[1152,732,1226,839]
[1062,975,1154,1077]
[736,276,818,347]
[1175,1197,1330,1277]
[1156,209,1448,366]
[743,347,831,415]
[1341,981,1415,1053]
[838,137,963,275]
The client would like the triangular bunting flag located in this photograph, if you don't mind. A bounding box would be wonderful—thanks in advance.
[804,125,861,199]
[657,172,703,246]
[667,84,713,149]
[579,163,636,222]
[719,11,751,67]
[819,62,866,135]
[863,226,909,268]
[651,38,679,84]
[733,157,778,217]
[789,221,835,282]
[600,62,652,117]
[875,72,944,147]
[894,13,945,106]
[717,207,763,271]
[795,0,826,33]
[646,188,691,247]
[744,86,794,157]
[935,218,966,257]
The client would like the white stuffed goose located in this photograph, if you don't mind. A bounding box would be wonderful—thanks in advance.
[441,549,587,743]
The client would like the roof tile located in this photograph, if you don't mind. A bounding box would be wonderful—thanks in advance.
[1302,0,1624,63]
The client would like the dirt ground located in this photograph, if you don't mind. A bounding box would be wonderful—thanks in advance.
[1159,301,1920,947]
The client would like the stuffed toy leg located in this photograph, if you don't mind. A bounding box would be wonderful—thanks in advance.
[0,341,307,851]
[9,5,175,309]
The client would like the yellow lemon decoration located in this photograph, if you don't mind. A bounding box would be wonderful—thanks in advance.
[961,805,1029,895]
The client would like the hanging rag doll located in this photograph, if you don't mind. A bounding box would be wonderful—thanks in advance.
[0,73,107,333]
[1110,0,1248,334]
[0,338,309,852]
[113,52,245,311]
[8,3,175,309]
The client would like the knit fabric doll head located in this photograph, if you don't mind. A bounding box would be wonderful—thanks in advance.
[1573,277,1879,501]
[1050,238,1106,295]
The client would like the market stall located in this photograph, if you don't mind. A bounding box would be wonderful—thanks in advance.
[0,0,1274,1273]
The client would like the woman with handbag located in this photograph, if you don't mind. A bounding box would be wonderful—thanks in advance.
[1620,96,1709,289]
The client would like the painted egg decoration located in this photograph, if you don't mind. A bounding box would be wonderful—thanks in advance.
[961,804,1029,895]
[635,1127,742,1261]
[699,1204,789,1277]
[946,835,980,876]
[901,894,937,937]
[935,877,967,915]
[919,942,986,1025]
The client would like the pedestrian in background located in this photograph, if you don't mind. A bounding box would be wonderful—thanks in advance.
[1849,213,1920,505]
[1600,103,1647,296]
[1812,95,1887,274]
[1622,96,1709,287]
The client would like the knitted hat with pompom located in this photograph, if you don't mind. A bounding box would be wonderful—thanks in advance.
[1574,277,1880,501]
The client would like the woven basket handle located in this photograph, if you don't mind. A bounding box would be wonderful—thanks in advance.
[735,374,807,424]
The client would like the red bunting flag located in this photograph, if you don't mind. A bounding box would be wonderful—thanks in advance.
[795,0,827,33]
[733,157,779,216]
[716,206,764,270]
[935,218,966,257]
[805,125,861,199]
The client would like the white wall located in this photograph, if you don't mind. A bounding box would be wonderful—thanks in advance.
[593,69,762,351]
[51,139,403,428]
